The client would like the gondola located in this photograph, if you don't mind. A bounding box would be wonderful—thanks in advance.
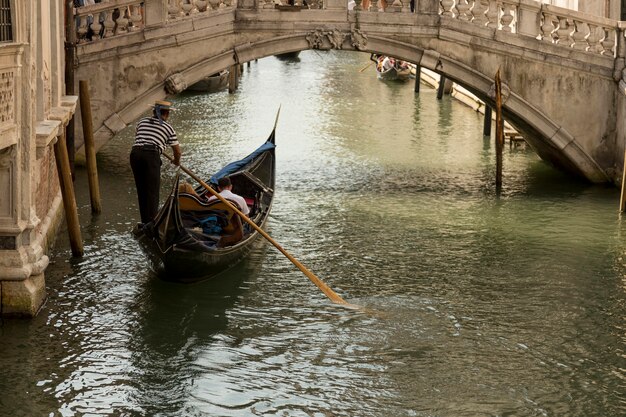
[133,122,276,282]
[275,51,301,60]
[372,54,413,82]
[186,70,229,93]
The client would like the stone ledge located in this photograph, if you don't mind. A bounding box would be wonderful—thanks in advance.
[1,273,46,317]
[0,125,17,151]
[0,193,62,317]
[35,119,61,159]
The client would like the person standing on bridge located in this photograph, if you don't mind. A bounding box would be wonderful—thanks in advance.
[130,100,181,224]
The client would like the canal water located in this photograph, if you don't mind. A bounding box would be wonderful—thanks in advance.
[1,51,624,416]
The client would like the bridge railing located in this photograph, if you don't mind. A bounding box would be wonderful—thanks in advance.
[538,4,617,56]
[437,0,617,57]
[73,0,619,58]
[165,0,237,19]
[74,0,145,43]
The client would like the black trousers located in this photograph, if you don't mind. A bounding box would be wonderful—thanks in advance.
[130,146,161,223]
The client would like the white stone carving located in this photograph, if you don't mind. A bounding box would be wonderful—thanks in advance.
[165,73,188,94]
[0,71,15,125]
[327,30,345,49]
[350,29,368,51]
[306,28,364,50]
[306,29,326,49]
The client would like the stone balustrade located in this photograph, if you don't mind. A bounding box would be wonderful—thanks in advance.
[166,0,236,19]
[74,0,621,58]
[438,0,618,57]
[539,4,617,56]
[74,0,145,43]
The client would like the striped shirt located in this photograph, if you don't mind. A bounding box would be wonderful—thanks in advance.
[133,117,178,152]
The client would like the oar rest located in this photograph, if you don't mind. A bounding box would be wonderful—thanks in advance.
[178,193,244,246]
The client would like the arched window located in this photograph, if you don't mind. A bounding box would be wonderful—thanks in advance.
[0,0,12,42]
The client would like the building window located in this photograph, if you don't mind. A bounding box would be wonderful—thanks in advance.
[0,0,12,43]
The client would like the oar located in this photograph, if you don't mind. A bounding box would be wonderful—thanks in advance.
[359,61,374,73]
[163,153,352,307]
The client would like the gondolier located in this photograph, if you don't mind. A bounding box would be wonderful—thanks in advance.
[130,100,181,224]
[133,112,278,281]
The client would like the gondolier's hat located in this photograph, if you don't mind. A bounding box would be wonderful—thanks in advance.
[152,100,176,111]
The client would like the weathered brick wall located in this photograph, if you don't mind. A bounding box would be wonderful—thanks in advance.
[34,147,61,229]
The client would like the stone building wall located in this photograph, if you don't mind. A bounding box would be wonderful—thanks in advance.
[0,1,76,317]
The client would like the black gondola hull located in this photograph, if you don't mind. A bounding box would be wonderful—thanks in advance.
[136,217,269,282]
[133,124,277,283]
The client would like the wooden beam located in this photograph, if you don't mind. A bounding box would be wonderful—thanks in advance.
[79,80,102,214]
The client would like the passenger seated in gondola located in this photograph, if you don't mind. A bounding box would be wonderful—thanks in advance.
[378,56,394,72]
[178,181,201,199]
[206,176,250,216]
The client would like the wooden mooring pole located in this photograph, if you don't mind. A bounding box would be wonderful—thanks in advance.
[79,80,102,214]
[483,106,492,137]
[414,65,421,93]
[437,74,445,99]
[228,64,239,94]
[619,151,626,213]
[54,132,84,257]
[495,69,504,193]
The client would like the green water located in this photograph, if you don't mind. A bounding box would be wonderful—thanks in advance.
[0,51,624,416]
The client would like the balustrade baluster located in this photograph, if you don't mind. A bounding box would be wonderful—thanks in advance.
[116,8,130,35]
[486,0,499,29]
[601,28,616,56]
[457,0,470,21]
[77,15,89,43]
[103,11,115,38]
[472,0,488,26]
[181,0,195,14]
[196,0,209,12]
[541,13,556,43]
[369,0,379,12]
[556,17,572,46]
[129,5,143,31]
[389,0,403,12]
[586,24,603,54]
[90,14,102,39]
[440,0,455,17]
[500,3,513,32]
[571,20,589,51]
[168,0,182,18]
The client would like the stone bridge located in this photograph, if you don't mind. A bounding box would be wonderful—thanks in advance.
[73,0,626,183]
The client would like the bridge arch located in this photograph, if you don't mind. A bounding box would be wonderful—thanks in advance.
[74,2,621,183]
[88,33,606,182]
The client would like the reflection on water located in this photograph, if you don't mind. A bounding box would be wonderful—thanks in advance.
[0,51,624,417]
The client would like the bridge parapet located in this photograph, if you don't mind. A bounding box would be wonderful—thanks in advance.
[71,0,626,183]
[74,0,145,42]
[440,0,618,57]
[74,0,621,60]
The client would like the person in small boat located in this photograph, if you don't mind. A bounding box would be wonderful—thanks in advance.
[207,176,250,216]
[130,99,181,224]
[378,56,394,72]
